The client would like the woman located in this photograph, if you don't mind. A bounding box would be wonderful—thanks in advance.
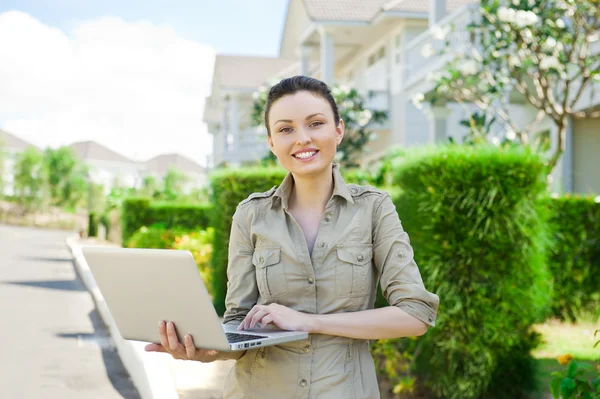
[145,76,439,398]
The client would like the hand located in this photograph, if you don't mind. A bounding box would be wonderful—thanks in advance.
[144,321,220,363]
[238,303,316,332]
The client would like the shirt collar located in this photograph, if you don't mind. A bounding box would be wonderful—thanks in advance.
[272,163,354,210]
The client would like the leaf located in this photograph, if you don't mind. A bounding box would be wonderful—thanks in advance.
[560,378,576,398]
[550,378,560,399]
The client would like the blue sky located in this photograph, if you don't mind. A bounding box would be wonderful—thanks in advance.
[0,0,288,56]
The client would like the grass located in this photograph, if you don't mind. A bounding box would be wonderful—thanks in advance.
[528,318,600,399]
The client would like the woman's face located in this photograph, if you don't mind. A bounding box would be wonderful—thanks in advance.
[267,90,344,177]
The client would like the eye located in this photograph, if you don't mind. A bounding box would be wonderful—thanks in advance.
[309,121,324,128]
[279,127,293,133]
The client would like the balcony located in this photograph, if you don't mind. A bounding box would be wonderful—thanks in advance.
[403,3,479,91]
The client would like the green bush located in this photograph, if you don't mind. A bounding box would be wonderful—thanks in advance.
[209,167,287,315]
[544,195,600,321]
[389,145,552,399]
[121,198,212,245]
[126,224,186,249]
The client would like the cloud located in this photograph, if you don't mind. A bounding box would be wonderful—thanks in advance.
[0,11,215,166]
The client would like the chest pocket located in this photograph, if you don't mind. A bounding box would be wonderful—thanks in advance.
[335,244,373,298]
[252,247,288,298]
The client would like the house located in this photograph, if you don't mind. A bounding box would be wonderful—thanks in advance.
[142,153,208,192]
[69,141,142,193]
[0,128,40,196]
[203,55,298,167]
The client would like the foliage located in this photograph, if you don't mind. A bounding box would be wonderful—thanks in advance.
[543,195,600,321]
[0,137,5,194]
[250,83,388,168]
[390,145,551,398]
[371,337,420,397]
[162,167,189,200]
[209,166,287,314]
[422,0,600,171]
[13,147,46,213]
[43,146,88,208]
[549,346,600,398]
[120,197,213,246]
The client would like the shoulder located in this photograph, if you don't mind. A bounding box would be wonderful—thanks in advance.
[237,186,278,208]
[346,184,388,199]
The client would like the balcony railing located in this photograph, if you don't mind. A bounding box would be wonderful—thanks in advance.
[403,3,479,89]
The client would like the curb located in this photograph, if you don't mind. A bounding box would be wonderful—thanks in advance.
[66,236,179,399]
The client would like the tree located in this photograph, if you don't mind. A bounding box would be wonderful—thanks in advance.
[43,146,87,207]
[139,175,159,198]
[251,83,388,168]
[420,0,600,172]
[13,147,46,213]
[162,167,189,200]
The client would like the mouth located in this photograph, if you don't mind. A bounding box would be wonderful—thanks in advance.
[292,150,319,161]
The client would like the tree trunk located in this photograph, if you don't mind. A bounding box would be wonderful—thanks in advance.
[547,120,567,173]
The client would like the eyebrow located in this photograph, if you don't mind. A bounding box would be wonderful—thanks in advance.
[274,113,325,125]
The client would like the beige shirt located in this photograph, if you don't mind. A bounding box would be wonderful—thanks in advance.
[222,164,439,399]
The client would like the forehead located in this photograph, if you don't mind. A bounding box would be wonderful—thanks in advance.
[269,91,333,122]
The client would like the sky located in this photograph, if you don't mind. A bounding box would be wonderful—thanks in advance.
[0,0,288,167]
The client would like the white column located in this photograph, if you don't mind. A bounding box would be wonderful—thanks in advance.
[298,45,311,76]
[220,100,229,156]
[430,0,447,25]
[319,27,334,84]
[422,104,451,144]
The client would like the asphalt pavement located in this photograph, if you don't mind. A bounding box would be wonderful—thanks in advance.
[0,224,140,399]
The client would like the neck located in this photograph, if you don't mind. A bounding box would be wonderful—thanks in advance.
[289,165,334,212]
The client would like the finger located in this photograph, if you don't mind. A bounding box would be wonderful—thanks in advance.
[158,321,169,349]
[184,335,196,359]
[145,343,167,353]
[240,306,262,330]
[261,314,275,326]
[167,322,182,351]
[250,309,270,329]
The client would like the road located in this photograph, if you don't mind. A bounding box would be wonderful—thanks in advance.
[0,224,140,399]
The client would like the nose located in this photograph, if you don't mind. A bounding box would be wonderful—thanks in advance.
[296,126,312,145]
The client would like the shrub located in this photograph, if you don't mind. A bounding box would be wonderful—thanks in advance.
[543,195,600,322]
[121,197,212,245]
[389,145,552,399]
[126,225,186,249]
[88,212,98,237]
[209,167,287,315]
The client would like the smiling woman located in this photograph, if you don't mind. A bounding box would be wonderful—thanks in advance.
[145,76,440,399]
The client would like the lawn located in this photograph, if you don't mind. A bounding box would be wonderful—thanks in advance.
[528,319,600,399]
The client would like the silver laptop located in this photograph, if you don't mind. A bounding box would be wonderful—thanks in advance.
[81,246,308,351]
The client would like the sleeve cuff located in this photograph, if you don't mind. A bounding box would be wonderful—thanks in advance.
[395,300,437,328]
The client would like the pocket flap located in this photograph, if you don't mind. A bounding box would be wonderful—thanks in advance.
[253,247,281,268]
[336,245,373,266]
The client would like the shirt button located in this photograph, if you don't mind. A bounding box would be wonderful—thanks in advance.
[357,254,364,262]
[324,215,331,222]
[318,241,325,248]
[350,187,358,194]
[397,251,405,259]
[308,277,314,285]
[299,379,308,387]
[303,345,311,353]
[259,256,265,264]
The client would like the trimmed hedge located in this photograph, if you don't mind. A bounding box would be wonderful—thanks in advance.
[390,145,552,399]
[121,198,212,245]
[209,167,288,315]
[544,195,600,321]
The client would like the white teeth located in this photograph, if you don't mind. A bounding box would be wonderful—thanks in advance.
[295,151,316,159]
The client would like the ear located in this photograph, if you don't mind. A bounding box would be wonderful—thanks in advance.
[267,134,276,155]
[335,119,345,146]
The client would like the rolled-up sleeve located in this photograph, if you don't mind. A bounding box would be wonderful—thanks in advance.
[222,205,258,326]
[372,193,439,327]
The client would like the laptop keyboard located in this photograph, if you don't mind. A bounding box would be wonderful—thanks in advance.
[226,332,268,343]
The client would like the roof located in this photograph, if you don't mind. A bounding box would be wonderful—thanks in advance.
[144,153,205,176]
[214,55,296,90]
[0,129,38,151]
[69,141,135,164]
[300,0,475,22]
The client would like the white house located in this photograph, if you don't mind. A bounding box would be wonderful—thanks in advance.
[69,141,143,193]
[142,153,208,193]
[0,128,40,196]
